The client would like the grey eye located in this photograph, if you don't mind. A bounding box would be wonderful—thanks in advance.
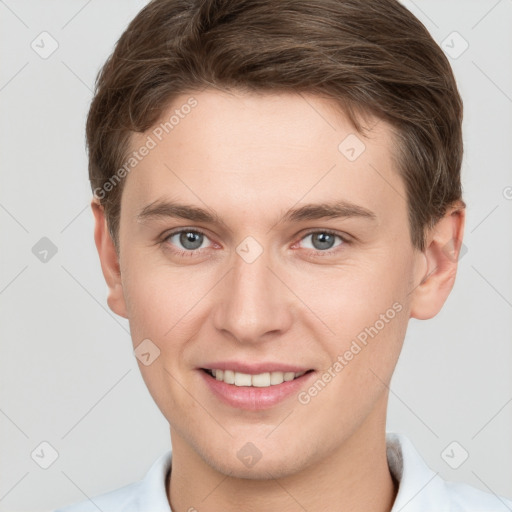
[302,232,342,251]
[168,231,207,250]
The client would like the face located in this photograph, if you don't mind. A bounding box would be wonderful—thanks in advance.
[108,89,430,478]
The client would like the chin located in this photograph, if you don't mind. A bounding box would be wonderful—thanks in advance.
[202,443,312,481]
[217,458,299,480]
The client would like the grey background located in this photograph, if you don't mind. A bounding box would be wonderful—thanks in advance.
[0,1,511,511]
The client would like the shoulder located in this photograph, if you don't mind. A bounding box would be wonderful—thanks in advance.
[54,450,173,512]
[54,481,142,512]
[387,432,512,512]
[444,479,512,512]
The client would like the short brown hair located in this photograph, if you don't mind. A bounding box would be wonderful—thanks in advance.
[87,0,464,253]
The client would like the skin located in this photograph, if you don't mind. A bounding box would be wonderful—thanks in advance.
[92,89,465,512]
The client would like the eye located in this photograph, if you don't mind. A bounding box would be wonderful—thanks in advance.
[163,229,213,253]
[298,230,346,253]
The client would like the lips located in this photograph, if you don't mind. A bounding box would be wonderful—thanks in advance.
[198,362,315,410]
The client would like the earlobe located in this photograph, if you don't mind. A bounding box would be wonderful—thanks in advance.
[91,199,128,319]
[409,202,466,320]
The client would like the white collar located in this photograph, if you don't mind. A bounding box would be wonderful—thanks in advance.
[57,432,512,511]
[387,432,512,511]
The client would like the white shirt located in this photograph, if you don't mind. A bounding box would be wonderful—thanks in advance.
[55,432,512,512]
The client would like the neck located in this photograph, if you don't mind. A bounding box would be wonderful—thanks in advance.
[167,400,397,512]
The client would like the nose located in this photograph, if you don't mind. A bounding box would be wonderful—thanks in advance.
[212,244,294,345]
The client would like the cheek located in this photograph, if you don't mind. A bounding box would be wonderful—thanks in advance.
[123,266,199,419]
[121,256,196,342]
[301,258,409,337]
[301,249,413,384]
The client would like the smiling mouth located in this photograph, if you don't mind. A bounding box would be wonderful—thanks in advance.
[201,368,314,387]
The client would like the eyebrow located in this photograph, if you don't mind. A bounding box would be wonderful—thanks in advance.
[136,198,377,227]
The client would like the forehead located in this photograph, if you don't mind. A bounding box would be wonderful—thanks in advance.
[121,89,406,229]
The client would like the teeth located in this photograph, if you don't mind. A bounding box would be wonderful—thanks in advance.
[252,372,271,387]
[208,369,307,387]
[223,369,235,384]
[234,372,252,386]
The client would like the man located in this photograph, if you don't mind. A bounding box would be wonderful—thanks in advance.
[56,0,512,510]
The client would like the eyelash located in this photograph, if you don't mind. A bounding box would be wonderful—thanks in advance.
[160,228,350,259]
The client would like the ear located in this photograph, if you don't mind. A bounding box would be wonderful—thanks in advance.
[409,201,466,320]
[91,199,128,319]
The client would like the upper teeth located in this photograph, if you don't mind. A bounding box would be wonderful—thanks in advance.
[211,369,306,387]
